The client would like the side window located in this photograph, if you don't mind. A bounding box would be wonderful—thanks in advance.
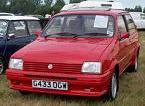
[124,15,136,31]
[27,21,42,35]
[118,16,127,33]
[9,21,28,37]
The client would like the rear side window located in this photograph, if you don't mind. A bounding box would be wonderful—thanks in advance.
[27,21,42,35]
[9,21,28,37]
[118,16,127,33]
[124,15,136,30]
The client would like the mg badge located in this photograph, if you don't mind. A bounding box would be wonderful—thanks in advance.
[48,64,53,69]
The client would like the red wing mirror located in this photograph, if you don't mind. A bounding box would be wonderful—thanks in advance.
[33,31,42,37]
[121,33,129,39]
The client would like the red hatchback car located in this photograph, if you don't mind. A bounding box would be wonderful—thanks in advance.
[6,8,140,100]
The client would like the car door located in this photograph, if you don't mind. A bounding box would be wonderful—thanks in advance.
[117,15,130,73]
[4,20,32,60]
[124,14,139,62]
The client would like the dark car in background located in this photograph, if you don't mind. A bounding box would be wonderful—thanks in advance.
[25,15,50,28]
[0,16,42,74]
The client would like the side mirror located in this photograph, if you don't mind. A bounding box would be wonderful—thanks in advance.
[33,31,42,37]
[7,33,15,39]
[121,33,129,39]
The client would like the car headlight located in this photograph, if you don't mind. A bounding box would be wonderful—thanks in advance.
[82,62,102,74]
[9,58,23,70]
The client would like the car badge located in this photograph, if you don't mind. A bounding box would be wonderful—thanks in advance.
[48,64,53,69]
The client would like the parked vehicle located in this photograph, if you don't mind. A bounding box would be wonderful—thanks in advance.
[25,15,50,28]
[130,12,145,29]
[61,0,124,12]
[61,3,79,12]
[6,5,140,100]
[79,0,124,10]
[0,16,42,74]
[0,13,15,16]
[25,15,45,19]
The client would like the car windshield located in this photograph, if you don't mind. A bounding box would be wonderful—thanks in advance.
[43,15,114,37]
[0,20,8,36]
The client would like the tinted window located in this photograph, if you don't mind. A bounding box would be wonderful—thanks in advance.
[118,16,127,33]
[44,15,114,37]
[9,21,27,37]
[27,21,42,35]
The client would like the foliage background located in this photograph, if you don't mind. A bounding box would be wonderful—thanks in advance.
[0,0,86,16]
[0,0,145,16]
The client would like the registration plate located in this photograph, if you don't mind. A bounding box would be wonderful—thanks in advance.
[32,80,68,91]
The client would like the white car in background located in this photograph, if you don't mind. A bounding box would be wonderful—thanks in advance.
[130,12,145,29]
[61,3,79,12]
[61,0,125,12]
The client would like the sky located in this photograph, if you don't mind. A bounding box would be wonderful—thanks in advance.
[62,0,145,8]
[120,0,145,8]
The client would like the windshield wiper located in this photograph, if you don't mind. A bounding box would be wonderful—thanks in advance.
[44,32,109,38]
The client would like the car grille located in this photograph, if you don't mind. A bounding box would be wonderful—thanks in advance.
[24,62,82,74]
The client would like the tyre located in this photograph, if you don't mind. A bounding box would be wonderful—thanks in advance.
[128,56,138,72]
[108,71,119,100]
[0,57,6,75]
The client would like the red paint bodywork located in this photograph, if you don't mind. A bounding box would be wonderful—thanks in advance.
[6,10,140,97]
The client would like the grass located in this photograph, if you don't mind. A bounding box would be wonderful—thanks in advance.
[0,31,145,106]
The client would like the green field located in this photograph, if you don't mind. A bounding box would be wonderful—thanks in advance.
[0,31,145,106]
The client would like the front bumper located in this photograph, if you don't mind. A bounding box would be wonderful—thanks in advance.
[6,70,112,97]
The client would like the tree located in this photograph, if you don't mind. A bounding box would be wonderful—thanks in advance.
[52,0,65,13]
[70,0,86,3]
[125,8,135,12]
[9,0,36,14]
[143,7,145,13]
[0,0,9,12]
[34,4,52,16]
[32,0,41,6]
[44,0,53,5]
[134,5,142,12]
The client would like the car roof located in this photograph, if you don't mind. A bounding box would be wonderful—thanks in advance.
[57,9,128,16]
[0,16,39,21]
